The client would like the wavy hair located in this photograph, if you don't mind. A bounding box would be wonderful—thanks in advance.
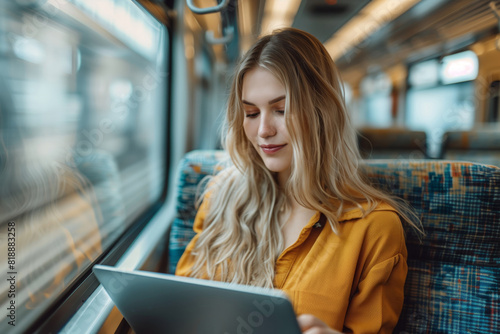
[188,28,423,288]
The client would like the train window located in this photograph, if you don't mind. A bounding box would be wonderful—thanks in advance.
[0,1,168,332]
[408,59,439,88]
[344,82,364,127]
[359,71,393,128]
[406,54,477,157]
[406,83,475,158]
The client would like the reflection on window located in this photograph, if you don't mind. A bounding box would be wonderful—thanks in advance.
[0,1,168,332]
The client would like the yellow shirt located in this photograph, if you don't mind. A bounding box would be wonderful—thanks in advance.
[176,197,407,333]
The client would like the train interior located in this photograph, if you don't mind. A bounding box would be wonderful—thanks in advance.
[0,0,499,333]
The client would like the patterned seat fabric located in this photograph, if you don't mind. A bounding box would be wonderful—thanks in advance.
[170,150,500,333]
[169,150,229,274]
[363,160,500,333]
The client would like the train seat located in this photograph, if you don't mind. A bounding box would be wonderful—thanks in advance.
[168,150,229,274]
[363,159,500,333]
[357,127,428,160]
[169,150,500,333]
[442,129,500,167]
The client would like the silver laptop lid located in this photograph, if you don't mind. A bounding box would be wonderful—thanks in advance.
[93,265,302,334]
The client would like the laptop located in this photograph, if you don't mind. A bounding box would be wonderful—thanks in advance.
[93,265,302,334]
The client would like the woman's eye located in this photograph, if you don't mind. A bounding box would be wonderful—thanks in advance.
[276,110,285,114]
[245,112,259,118]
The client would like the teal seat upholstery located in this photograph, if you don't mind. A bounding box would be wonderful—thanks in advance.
[170,150,500,333]
[363,160,500,333]
[169,150,228,274]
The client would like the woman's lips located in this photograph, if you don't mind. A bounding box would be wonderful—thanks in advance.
[260,144,286,154]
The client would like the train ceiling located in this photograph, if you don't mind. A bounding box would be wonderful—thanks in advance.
[292,0,371,43]
[335,0,499,68]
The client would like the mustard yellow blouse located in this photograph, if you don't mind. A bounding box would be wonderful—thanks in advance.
[176,197,407,333]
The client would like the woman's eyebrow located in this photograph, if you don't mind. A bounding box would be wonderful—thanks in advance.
[242,95,286,106]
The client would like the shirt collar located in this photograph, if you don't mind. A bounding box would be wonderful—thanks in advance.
[338,201,398,222]
[303,201,398,229]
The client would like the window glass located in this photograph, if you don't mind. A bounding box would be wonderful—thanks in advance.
[0,1,168,332]
[406,82,474,157]
[359,72,393,128]
[408,59,439,88]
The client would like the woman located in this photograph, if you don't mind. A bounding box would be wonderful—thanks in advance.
[176,28,422,333]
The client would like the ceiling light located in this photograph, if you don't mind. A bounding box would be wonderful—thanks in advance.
[260,0,302,36]
[324,0,421,61]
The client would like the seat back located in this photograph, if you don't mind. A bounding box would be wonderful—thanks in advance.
[363,160,500,333]
[442,129,500,166]
[357,128,427,159]
[169,150,228,273]
[170,150,500,332]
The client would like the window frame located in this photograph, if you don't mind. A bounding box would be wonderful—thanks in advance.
[19,2,174,332]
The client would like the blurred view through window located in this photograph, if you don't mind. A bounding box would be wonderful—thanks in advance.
[0,1,168,331]
[406,51,478,157]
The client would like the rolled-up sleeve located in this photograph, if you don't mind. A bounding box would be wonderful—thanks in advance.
[341,209,408,334]
[343,252,407,333]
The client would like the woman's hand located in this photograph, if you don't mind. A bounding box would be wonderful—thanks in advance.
[297,314,343,334]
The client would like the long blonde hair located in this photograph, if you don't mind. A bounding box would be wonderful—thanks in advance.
[188,28,422,288]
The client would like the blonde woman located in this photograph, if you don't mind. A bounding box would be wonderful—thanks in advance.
[176,28,422,333]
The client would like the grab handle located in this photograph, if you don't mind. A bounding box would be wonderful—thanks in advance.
[206,26,234,44]
[186,0,229,14]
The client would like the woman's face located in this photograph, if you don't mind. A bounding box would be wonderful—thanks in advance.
[242,67,292,183]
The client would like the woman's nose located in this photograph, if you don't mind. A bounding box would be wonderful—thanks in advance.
[258,113,276,138]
